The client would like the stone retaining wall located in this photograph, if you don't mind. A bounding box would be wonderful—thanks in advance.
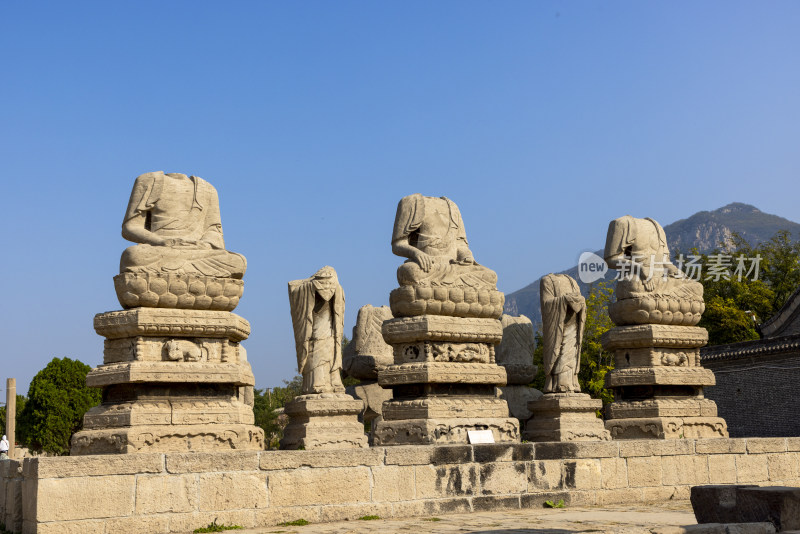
[5,438,800,534]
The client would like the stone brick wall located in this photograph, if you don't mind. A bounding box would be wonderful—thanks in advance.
[704,353,800,437]
[9,438,800,534]
[0,459,23,533]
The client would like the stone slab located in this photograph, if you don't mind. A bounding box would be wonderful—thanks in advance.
[378,362,507,386]
[690,484,758,523]
[85,361,256,387]
[606,398,720,419]
[606,416,728,440]
[737,486,800,531]
[382,315,502,344]
[95,308,250,341]
[280,395,368,450]
[601,324,708,350]
[373,417,520,445]
[605,367,716,387]
[70,423,264,455]
[82,399,255,428]
[524,393,611,442]
[382,397,510,420]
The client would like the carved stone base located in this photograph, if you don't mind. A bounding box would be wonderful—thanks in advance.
[280,394,368,450]
[74,306,262,455]
[389,285,504,319]
[70,423,264,455]
[605,416,729,440]
[382,396,510,420]
[602,323,729,440]
[606,398,720,419]
[373,417,520,445]
[523,393,610,442]
[114,272,244,311]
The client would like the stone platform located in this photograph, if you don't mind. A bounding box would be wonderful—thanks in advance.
[71,308,264,454]
[3,437,800,533]
[374,315,519,445]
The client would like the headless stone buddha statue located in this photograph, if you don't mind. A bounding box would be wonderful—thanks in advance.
[540,274,585,394]
[391,194,497,289]
[120,172,246,278]
[288,266,346,395]
[604,215,702,300]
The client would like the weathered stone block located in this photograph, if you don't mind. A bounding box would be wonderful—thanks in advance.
[94,308,250,342]
[737,486,800,531]
[35,475,135,521]
[260,448,384,470]
[479,462,527,495]
[415,464,478,498]
[627,456,662,487]
[374,417,519,446]
[197,472,267,511]
[383,445,472,466]
[708,454,738,484]
[696,438,747,454]
[600,457,628,489]
[662,455,709,486]
[24,454,163,479]
[564,459,602,490]
[747,438,788,454]
[473,443,534,463]
[618,439,694,457]
[533,440,618,460]
[525,393,610,442]
[528,460,563,491]
[135,474,197,514]
[737,455,770,483]
[166,451,258,473]
[267,467,371,506]
[768,452,799,482]
[371,465,416,501]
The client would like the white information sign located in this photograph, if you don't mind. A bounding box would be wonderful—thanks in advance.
[467,430,495,444]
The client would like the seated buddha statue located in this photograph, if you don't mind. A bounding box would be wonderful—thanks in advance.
[391,194,497,289]
[604,215,704,325]
[120,172,246,278]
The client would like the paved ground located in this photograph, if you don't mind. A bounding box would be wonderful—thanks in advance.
[242,503,697,534]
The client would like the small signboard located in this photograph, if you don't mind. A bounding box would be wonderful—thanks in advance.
[467,429,495,444]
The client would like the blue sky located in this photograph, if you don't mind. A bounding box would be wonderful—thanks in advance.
[1,1,798,393]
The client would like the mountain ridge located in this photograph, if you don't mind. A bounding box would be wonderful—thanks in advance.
[503,203,800,326]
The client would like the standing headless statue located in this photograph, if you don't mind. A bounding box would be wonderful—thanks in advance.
[282,266,367,449]
[525,273,609,441]
[288,266,346,395]
[540,274,586,394]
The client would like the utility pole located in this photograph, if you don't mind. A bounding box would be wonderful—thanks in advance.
[6,378,15,459]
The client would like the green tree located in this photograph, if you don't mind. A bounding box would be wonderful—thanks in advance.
[253,375,302,449]
[0,394,27,442]
[578,281,615,404]
[530,281,616,405]
[17,357,101,455]
[683,230,800,345]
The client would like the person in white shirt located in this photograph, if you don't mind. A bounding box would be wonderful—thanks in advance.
[0,435,9,459]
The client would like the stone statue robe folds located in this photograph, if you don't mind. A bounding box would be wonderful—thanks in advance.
[540,274,585,394]
[120,172,246,278]
[392,194,497,288]
[288,276,346,394]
